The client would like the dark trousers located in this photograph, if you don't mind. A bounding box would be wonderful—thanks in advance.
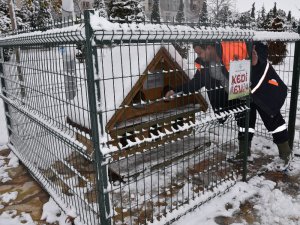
[237,103,288,144]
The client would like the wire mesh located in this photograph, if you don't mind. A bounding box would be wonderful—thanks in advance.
[0,36,102,225]
[0,11,299,225]
[93,31,251,224]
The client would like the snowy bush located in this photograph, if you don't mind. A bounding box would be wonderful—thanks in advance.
[109,0,145,23]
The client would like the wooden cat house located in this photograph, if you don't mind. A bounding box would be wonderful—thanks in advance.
[66,44,208,157]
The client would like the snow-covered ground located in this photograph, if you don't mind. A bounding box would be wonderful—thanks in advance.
[0,144,75,225]
[2,121,300,225]
[173,136,300,225]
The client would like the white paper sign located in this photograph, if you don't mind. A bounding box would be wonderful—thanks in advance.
[228,60,251,100]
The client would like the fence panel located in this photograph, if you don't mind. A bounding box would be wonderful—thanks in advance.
[0,11,300,225]
[0,25,104,225]
[92,16,253,224]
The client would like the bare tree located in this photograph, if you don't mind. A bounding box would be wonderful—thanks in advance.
[207,0,235,23]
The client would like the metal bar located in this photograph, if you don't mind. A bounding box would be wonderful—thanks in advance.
[243,42,253,182]
[0,47,12,137]
[0,93,91,160]
[288,26,300,149]
[84,10,111,225]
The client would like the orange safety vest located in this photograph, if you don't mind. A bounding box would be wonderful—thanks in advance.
[194,41,248,71]
[221,41,248,71]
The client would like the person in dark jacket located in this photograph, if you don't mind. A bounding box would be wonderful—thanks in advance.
[165,41,291,169]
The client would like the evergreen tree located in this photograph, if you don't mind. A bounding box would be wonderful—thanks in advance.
[107,0,114,18]
[287,11,291,22]
[261,5,266,20]
[262,7,287,65]
[30,0,41,28]
[151,0,160,23]
[0,0,31,33]
[175,0,185,23]
[0,0,10,33]
[35,0,53,30]
[257,5,266,28]
[94,0,108,18]
[109,0,144,23]
[292,21,297,29]
[238,11,251,27]
[272,2,277,17]
[173,0,188,58]
[199,0,208,24]
[277,9,286,19]
[218,5,231,24]
[250,2,255,19]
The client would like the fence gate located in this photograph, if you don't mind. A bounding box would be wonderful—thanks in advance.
[0,10,300,225]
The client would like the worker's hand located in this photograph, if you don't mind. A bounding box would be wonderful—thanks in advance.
[165,90,175,101]
[252,45,258,66]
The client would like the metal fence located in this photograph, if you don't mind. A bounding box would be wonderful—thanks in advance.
[0,10,300,225]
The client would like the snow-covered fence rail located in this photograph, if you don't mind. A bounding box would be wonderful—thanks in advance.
[0,9,300,225]
[0,25,86,46]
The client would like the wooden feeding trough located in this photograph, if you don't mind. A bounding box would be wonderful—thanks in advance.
[66,44,208,158]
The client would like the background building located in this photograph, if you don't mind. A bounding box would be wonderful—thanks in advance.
[143,0,204,22]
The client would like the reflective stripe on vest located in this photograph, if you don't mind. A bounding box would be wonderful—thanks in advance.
[239,127,255,133]
[269,124,287,134]
[251,62,269,94]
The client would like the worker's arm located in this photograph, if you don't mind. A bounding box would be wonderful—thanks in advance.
[165,69,206,99]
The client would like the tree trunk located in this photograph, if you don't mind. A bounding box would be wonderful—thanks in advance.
[8,0,25,98]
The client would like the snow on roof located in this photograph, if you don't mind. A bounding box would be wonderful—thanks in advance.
[102,43,197,123]
[69,43,195,130]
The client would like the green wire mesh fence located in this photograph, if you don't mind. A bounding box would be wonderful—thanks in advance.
[0,10,299,225]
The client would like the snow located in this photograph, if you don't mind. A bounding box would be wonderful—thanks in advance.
[7,143,98,225]
[0,211,36,225]
[41,198,84,225]
[69,43,196,131]
[171,133,300,225]
[98,44,194,127]
[0,24,85,46]
[0,146,19,183]
[173,174,300,225]
[91,15,255,42]
[0,191,18,203]
[7,151,19,167]
[254,31,300,41]
[41,198,71,225]
[1,12,300,225]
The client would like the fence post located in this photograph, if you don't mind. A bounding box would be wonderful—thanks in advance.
[288,26,300,149]
[242,42,252,182]
[84,10,111,225]
[0,48,12,138]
